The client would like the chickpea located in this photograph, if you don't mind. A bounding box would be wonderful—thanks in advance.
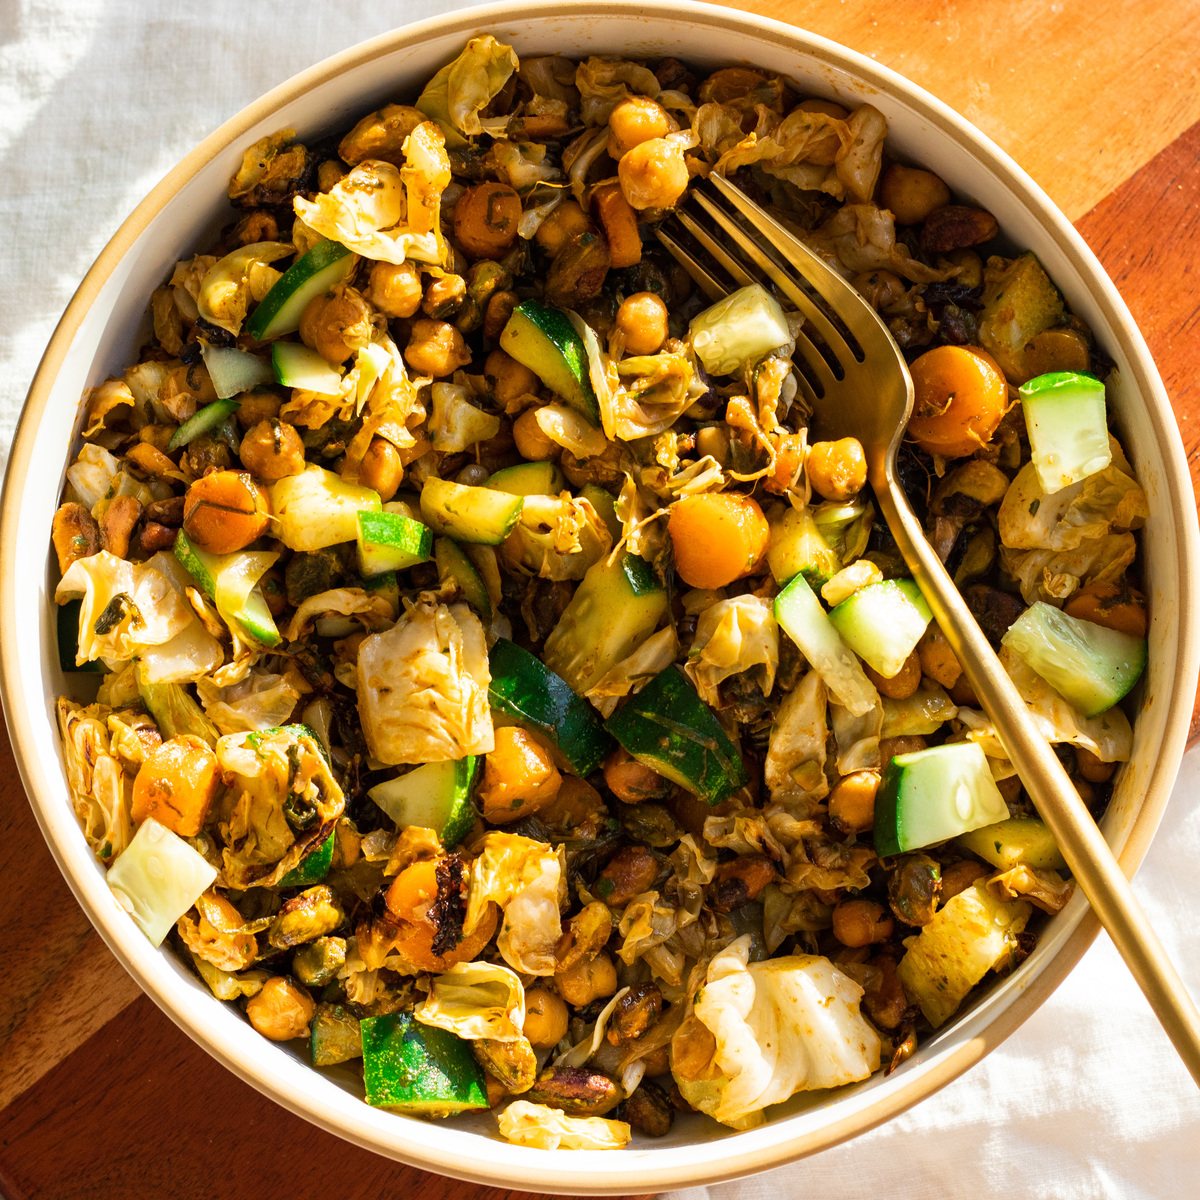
[880,164,952,225]
[556,951,619,1007]
[299,286,374,365]
[239,418,306,481]
[160,362,217,423]
[1075,777,1096,806]
[523,987,570,1050]
[365,260,423,319]
[403,318,472,377]
[1076,746,1116,784]
[832,899,894,948]
[618,137,690,211]
[917,623,962,689]
[453,182,522,260]
[357,437,404,500]
[245,976,314,1041]
[535,200,590,258]
[182,470,271,554]
[948,674,979,707]
[138,424,176,452]
[513,408,557,461]
[234,389,282,429]
[484,1073,508,1108]
[607,96,672,159]
[615,292,669,356]
[695,425,730,466]
[942,248,983,289]
[852,269,906,311]
[483,289,519,340]
[317,159,347,192]
[456,463,491,486]
[806,437,867,501]
[940,860,990,902]
[485,348,540,412]
[865,649,921,700]
[829,771,880,835]
[422,273,467,320]
[878,735,927,766]
[599,845,660,906]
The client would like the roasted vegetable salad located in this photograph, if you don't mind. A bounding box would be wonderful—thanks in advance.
[51,35,1149,1147]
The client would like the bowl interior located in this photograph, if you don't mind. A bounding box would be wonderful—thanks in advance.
[3,3,1195,1192]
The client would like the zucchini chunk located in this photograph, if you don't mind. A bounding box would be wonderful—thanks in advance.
[487,638,615,777]
[173,530,281,648]
[1001,601,1146,717]
[356,510,433,576]
[543,552,668,696]
[874,742,1010,857]
[368,758,479,847]
[434,538,493,622]
[247,239,354,341]
[420,477,524,545]
[360,1012,488,1116]
[271,342,344,395]
[827,579,931,678]
[269,464,382,552]
[767,503,840,587]
[1019,371,1111,495]
[604,666,748,805]
[957,816,1067,871]
[485,460,567,497]
[499,300,600,424]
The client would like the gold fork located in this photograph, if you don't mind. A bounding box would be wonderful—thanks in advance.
[658,172,1200,1083]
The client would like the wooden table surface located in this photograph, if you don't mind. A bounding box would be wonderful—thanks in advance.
[2,2,1199,1196]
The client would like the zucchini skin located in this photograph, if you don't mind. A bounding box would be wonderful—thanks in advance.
[487,638,615,777]
[604,666,748,805]
[360,1012,487,1115]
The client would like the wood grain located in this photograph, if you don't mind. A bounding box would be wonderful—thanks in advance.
[740,0,1200,222]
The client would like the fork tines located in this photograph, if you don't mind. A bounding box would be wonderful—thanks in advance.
[656,174,867,402]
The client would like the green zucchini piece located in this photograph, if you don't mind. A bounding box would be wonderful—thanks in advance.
[269,464,382,552]
[543,553,668,696]
[767,504,839,587]
[604,666,748,805]
[485,460,567,496]
[434,538,492,622]
[360,1012,488,1115]
[56,599,102,672]
[420,477,524,545]
[957,816,1067,871]
[827,579,931,678]
[689,283,792,378]
[279,829,335,887]
[356,510,432,576]
[1002,600,1146,717]
[173,530,281,648]
[368,758,478,847]
[874,742,1010,857]
[488,638,615,777]
[1019,371,1111,495]
[167,397,241,451]
[247,239,354,341]
[272,342,344,395]
[137,674,220,746]
[499,300,600,424]
[312,1003,363,1067]
[198,343,274,400]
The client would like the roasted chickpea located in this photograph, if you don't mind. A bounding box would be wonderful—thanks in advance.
[299,285,374,365]
[365,260,423,319]
[483,289,519,340]
[245,977,314,1041]
[556,952,619,1007]
[940,859,990,902]
[806,437,867,501]
[182,470,270,554]
[878,735,927,766]
[829,771,880,835]
[852,269,906,311]
[454,182,522,259]
[239,418,306,481]
[832,899,894,948]
[618,137,689,210]
[881,164,952,225]
[422,273,467,319]
[1076,746,1116,783]
[535,200,591,258]
[917,623,962,689]
[233,389,282,429]
[603,747,670,803]
[615,292,669,356]
[695,425,730,466]
[160,362,217,423]
[865,649,921,699]
[607,96,672,159]
[512,408,557,461]
[317,160,347,192]
[357,438,404,500]
[403,318,472,377]
[485,348,540,412]
[523,987,570,1050]
[942,248,984,289]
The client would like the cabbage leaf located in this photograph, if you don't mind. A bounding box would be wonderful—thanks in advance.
[414,960,526,1041]
[416,36,519,148]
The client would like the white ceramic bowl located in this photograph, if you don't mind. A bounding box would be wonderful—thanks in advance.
[3,2,1197,1192]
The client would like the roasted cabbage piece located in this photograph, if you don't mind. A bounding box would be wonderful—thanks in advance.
[214,725,344,888]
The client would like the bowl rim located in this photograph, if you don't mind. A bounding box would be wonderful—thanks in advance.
[3,0,1197,1191]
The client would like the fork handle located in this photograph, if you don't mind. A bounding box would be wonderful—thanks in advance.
[875,478,1200,1085]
